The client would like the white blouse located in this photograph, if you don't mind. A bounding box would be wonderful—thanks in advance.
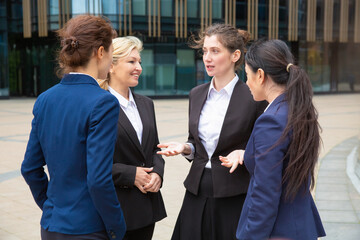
[108,86,143,144]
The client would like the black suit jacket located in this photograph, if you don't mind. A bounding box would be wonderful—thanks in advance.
[112,92,166,230]
[183,80,267,198]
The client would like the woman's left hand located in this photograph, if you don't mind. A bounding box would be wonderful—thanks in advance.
[143,172,162,192]
[219,149,245,173]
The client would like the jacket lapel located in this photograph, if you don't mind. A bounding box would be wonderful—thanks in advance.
[214,80,244,155]
[133,93,149,148]
[117,103,145,159]
[191,84,209,144]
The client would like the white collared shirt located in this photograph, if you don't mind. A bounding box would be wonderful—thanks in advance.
[185,75,239,168]
[108,86,143,144]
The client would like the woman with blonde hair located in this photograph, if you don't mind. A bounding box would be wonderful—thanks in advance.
[99,36,166,240]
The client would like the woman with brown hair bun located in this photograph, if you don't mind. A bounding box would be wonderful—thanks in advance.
[157,24,267,239]
[21,15,126,240]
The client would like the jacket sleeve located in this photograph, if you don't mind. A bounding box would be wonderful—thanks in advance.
[149,100,165,186]
[240,114,289,240]
[86,94,126,240]
[21,99,48,210]
[184,91,196,162]
[112,163,137,188]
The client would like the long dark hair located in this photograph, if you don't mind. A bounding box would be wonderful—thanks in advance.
[245,39,321,200]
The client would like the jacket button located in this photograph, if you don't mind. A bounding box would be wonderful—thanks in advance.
[141,163,145,167]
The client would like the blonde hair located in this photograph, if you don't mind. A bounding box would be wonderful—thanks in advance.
[98,36,143,90]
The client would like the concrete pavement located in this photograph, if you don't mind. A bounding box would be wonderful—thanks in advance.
[0,94,359,239]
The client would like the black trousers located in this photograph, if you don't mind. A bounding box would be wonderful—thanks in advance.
[41,228,108,240]
[172,168,247,240]
[123,223,155,240]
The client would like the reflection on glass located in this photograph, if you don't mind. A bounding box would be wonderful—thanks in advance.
[155,53,176,95]
[161,0,172,17]
[188,0,198,18]
[102,0,117,14]
[134,49,155,95]
[72,0,102,15]
[176,49,196,93]
[212,0,222,19]
[133,0,145,15]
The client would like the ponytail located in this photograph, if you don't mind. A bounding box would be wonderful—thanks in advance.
[245,39,321,201]
[282,65,321,200]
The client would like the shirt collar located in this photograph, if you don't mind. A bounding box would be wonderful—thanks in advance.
[69,72,99,86]
[264,93,285,112]
[208,74,239,98]
[108,86,135,108]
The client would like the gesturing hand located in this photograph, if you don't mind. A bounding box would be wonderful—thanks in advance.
[157,142,186,156]
[134,167,153,194]
[219,149,245,173]
[144,172,162,193]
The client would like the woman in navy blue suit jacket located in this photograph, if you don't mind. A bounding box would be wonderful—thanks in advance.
[221,39,326,240]
[21,15,126,240]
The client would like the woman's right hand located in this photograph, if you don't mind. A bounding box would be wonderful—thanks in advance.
[219,149,245,173]
[157,142,188,156]
[134,167,153,194]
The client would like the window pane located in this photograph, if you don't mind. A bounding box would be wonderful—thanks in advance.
[188,0,198,18]
[176,49,196,93]
[134,49,155,95]
[102,0,117,14]
[212,0,222,19]
[161,0,172,17]
[72,0,87,14]
[133,0,146,15]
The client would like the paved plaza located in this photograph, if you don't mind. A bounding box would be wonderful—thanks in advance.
[0,94,360,240]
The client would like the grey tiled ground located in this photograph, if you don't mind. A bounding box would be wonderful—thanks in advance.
[0,94,360,239]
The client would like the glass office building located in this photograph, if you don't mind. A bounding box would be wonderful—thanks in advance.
[1,0,359,98]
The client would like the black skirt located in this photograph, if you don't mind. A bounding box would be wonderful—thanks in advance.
[172,168,246,240]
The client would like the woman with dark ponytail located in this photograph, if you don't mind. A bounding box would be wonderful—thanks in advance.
[221,39,326,240]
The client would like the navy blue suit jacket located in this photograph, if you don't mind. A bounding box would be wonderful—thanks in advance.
[237,94,325,240]
[21,74,126,240]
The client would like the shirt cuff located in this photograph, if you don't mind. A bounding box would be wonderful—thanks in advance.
[181,143,195,160]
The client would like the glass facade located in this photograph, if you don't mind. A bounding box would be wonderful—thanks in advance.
[0,0,9,98]
[1,0,359,98]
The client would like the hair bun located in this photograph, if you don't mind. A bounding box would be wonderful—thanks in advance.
[62,36,79,50]
[238,29,251,45]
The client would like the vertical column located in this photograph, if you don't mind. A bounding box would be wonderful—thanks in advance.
[129,0,132,35]
[324,0,334,42]
[175,0,178,37]
[176,0,187,38]
[306,0,316,42]
[268,0,279,39]
[339,0,349,43]
[23,0,32,38]
[184,0,187,38]
[124,0,127,35]
[180,0,183,38]
[37,0,48,37]
[247,0,258,40]
[288,0,298,41]
[354,0,360,43]
[148,0,152,37]
[233,0,236,27]
[148,0,161,37]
